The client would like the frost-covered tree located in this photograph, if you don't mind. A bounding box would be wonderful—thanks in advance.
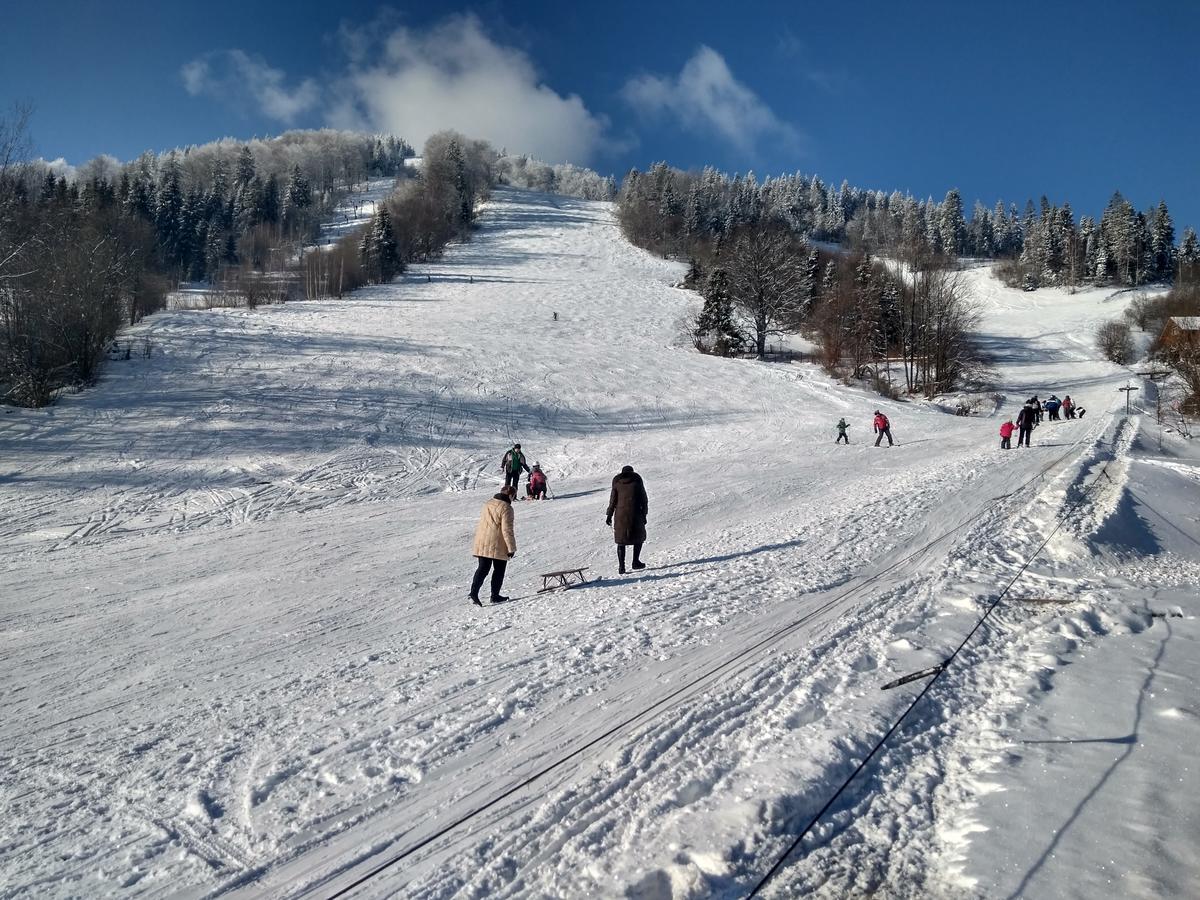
[1179,227,1199,283]
[940,189,966,256]
[694,266,745,356]
[360,205,400,283]
[1149,200,1175,282]
[725,224,808,357]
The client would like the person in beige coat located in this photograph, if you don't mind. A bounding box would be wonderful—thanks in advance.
[469,485,518,605]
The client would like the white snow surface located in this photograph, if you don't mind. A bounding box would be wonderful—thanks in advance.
[2,188,1197,899]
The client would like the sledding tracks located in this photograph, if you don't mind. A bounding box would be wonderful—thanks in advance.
[0,188,1159,898]
[297,417,1117,899]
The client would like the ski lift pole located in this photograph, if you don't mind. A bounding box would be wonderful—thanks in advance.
[1118,381,1139,416]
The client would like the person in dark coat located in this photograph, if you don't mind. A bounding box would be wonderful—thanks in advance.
[606,465,648,574]
[1016,403,1037,447]
[500,443,530,492]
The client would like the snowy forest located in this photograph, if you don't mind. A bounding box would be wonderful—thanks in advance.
[617,161,1199,398]
[618,162,1198,287]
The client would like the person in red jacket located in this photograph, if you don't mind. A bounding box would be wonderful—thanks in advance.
[999,419,1015,449]
[873,411,893,446]
[526,464,548,500]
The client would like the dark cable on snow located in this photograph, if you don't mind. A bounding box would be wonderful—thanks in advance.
[746,457,1114,898]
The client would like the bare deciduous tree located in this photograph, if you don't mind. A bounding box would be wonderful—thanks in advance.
[724,223,809,358]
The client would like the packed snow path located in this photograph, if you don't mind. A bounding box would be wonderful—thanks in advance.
[2,189,1196,898]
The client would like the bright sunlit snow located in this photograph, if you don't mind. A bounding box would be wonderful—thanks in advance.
[1,188,1197,898]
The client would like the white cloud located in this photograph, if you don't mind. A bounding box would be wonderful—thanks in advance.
[328,14,609,164]
[622,46,799,154]
[181,50,319,124]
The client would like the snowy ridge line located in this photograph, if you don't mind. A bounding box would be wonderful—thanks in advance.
[316,429,1099,899]
[747,437,1122,897]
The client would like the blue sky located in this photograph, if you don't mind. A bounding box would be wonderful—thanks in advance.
[2,0,1197,231]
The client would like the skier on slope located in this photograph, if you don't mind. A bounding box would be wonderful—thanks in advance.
[1062,395,1075,419]
[606,465,649,574]
[999,419,1015,450]
[500,443,531,492]
[526,463,548,500]
[873,411,894,447]
[469,485,518,605]
[836,418,850,444]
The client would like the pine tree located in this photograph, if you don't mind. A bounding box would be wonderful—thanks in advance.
[804,248,820,307]
[694,266,744,356]
[360,206,401,283]
[992,200,1010,256]
[1180,226,1199,283]
[284,165,313,233]
[155,152,185,269]
[261,174,281,225]
[235,146,256,187]
[359,218,378,282]
[1080,216,1098,282]
[822,260,837,298]
[940,189,966,256]
[1149,200,1174,281]
[374,206,400,281]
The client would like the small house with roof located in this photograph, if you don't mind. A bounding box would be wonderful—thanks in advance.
[1161,316,1200,351]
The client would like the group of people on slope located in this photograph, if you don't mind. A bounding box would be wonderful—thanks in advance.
[501,443,549,500]
[1000,394,1086,449]
[834,411,895,446]
[470,446,649,605]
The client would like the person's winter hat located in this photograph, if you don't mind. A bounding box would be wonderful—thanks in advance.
[621,465,634,474]
[533,462,541,469]
[514,443,521,449]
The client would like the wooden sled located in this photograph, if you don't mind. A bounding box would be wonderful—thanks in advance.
[537,566,591,593]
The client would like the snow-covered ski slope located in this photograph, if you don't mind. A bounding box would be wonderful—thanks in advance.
[2,188,1197,898]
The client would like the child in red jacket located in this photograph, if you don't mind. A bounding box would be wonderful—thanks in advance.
[999,419,1015,450]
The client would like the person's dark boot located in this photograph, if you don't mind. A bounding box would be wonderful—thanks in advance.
[491,595,510,604]
[617,546,627,575]
[470,595,482,606]
[631,543,646,569]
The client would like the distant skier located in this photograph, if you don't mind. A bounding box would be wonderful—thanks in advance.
[1046,395,1062,421]
[469,485,518,605]
[836,418,850,444]
[873,411,893,447]
[999,419,1015,449]
[526,463,548,500]
[1062,395,1075,419]
[501,443,531,492]
[1016,403,1037,447]
[606,465,648,574]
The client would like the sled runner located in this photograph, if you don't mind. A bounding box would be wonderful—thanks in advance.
[537,567,591,593]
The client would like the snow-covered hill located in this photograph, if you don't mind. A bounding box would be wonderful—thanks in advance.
[1,188,1196,898]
